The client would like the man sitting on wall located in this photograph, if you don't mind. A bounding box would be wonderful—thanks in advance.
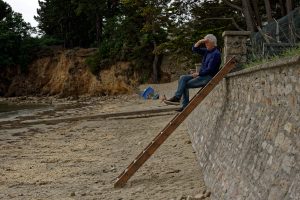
[164,34,222,112]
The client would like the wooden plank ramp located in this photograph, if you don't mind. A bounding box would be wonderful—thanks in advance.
[114,57,236,188]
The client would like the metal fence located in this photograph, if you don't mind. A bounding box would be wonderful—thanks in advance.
[248,7,300,61]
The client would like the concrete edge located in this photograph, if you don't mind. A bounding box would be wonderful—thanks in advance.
[20,106,178,125]
[226,55,300,78]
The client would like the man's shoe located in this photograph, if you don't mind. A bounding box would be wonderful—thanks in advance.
[164,96,180,105]
[175,107,184,112]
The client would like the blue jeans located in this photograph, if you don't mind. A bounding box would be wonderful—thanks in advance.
[174,75,212,108]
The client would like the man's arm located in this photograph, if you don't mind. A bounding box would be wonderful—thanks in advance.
[192,38,207,54]
[194,38,207,47]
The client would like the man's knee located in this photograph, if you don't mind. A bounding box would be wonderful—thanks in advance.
[179,75,185,80]
[179,74,190,80]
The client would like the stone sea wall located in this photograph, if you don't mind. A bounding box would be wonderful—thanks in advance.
[186,55,300,199]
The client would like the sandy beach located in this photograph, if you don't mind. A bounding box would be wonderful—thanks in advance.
[0,82,207,200]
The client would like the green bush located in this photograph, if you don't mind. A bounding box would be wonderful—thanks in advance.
[244,46,300,69]
[37,35,63,47]
[85,53,101,75]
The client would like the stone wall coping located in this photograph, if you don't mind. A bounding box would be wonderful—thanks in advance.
[226,55,300,78]
[222,31,252,37]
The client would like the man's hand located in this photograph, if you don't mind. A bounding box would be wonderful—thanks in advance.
[194,38,208,47]
[191,72,199,78]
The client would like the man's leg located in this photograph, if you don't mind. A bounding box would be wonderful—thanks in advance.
[174,75,194,98]
[180,75,212,110]
[182,87,190,108]
[165,75,193,105]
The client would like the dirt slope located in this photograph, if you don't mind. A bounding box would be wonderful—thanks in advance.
[3,48,137,97]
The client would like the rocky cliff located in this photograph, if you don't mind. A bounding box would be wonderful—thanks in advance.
[0,48,138,97]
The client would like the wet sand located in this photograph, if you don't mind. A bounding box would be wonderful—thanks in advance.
[0,82,207,200]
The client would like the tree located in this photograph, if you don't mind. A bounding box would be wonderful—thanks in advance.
[223,0,299,31]
[286,0,293,13]
[0,0,11,20]
[139,0,171,83]
[223,0,257,31]
[264,0,272,22]
[73,0,120,46]
[0,0,33,68]
[36,0,95,48]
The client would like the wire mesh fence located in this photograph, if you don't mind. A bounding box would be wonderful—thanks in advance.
[248,7,300,62]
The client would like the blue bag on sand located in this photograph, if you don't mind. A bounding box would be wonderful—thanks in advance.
[141,86,154,99]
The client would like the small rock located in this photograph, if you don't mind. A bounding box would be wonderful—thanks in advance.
[176,194,185,200]
[204,191,211,198]
[166,169,181,174]
[185,140,192,144]
[193,194,205,199]
[70,192,76,196]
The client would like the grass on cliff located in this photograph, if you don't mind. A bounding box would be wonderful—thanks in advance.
[244,46,300,69]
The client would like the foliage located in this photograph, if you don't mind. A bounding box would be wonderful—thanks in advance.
[2,0,299,82]
[35,0,120,48]
[0,0,34,69]
[82,0,171,79]
[36,35,64,47]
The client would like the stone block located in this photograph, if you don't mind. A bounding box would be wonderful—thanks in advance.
[267,180,290,200]
[275,132,285,147]
[281,155,295,174]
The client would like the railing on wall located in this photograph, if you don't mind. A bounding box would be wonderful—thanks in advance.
[249,8,300,60]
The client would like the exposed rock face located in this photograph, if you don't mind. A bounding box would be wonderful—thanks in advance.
[1,48,137,97]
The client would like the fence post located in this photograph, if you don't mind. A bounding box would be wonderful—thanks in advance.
[222,31,251,68]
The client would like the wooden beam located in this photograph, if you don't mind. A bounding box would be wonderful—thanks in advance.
[114,57,236,188]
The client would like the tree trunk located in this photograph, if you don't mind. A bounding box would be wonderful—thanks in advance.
[286,0,293,13]
[278,0,286,17]
[286,0,294,43]
[223,0,242,12]
[264,0,273,22]
[151,1,159,84]
[96,14,103,45]
[96,14,100,43]
[223,0,255,32]
[251,0,262,27]
[241,0,255,31]
[152,40,159,83]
